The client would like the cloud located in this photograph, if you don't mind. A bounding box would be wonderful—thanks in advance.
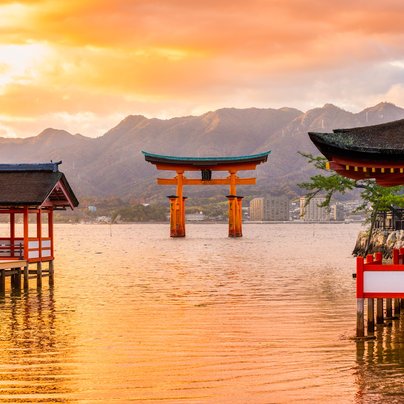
[1,0,404,137]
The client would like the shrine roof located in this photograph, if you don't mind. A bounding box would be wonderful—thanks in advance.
[309,118,404,162]
[0,162,79,208]
[142,150,271,167]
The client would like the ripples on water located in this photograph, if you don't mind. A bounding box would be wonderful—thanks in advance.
[1,223,404,402]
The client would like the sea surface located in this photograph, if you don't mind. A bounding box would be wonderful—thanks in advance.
[1,223,404,403]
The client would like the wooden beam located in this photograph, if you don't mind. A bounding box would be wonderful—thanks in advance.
[157,177,256,186]
[0,260,27,270]
[155,163,259,171]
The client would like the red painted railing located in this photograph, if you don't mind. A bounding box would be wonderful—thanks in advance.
[0,237,53,262]
[357,248,404,298]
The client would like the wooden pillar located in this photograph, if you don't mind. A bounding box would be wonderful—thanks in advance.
[23,265,29,290]
[229,171,237,195]
[36,262,42,289]
[175,171,186,237]
[227,171,241,238]
[23,206,29,261]
[227,195,237,237]
[0,270,4,294]
[386,298,393,318]
[10,212,15,258]
[377,299,384,324]
[49,208,54,259]
[37,209,42,262]
[367,298,375,334]
[167,195,178,237]
[356,256,365,337]
[10,270,16,289]
[235,196,243,237]
[357,298,365,338]
[394,298,401,316]
[179,197,187,237]
[15,268,21,290]
[49,260,54,287]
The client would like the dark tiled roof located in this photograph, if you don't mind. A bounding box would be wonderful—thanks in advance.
[0,164,79,207]
[0,162,61,172]
[142,150,271,167]
[309,119,404,160]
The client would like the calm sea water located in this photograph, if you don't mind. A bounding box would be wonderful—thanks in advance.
[1,223,404,403]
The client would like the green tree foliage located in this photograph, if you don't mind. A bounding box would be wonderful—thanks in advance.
[299,152,404,212]
[299,152,404,254]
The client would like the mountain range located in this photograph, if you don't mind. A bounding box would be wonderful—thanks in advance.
[1,102,404,202]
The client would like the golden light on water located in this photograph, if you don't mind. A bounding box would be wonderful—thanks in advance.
[0,222,379,402]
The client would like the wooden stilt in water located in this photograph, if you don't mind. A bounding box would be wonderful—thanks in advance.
[227,195,239,237]
[167,195,178,237]
[401,298,404,310]
[377,298,384,324]
[10,270,16,289]
[23,265,29,290]
[49,261,54,287]
[0,270,5,294]
[386,298,393,319]
[235,196,244,237]
[15,268,21,290]
[357,298,365,338]
[36,262,42,288]
[367,298,375,334]
[395,298,401,316]
[175,172,185,237]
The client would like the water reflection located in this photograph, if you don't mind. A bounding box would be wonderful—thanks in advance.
[0,223,376,402]
[356,316,404,403]
[0,287,76,402]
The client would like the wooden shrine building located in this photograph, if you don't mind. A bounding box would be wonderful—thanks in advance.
[309,118,404,338]
[143,151,270,237]
[0,162,78,288]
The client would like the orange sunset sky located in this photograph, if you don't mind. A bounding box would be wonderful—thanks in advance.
[2,0,404,138]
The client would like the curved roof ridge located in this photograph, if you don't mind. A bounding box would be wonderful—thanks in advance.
[142,150,271,162]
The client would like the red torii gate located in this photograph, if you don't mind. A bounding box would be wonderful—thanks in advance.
[143,151,270,237]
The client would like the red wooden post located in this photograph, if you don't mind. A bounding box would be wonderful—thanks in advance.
[386,296,393,319]
[175,171,186,237]
[400,248,404,264]
[375,252,383,264]
[48,208,54,259]
[367,298,375,335]
[227,195,237,237]
[356,256,365,337]
[374,253,384,324]
[393,248,399,265]
[23,206,29,261]
[356,256,364,298]
[37,209,42,261]
[235,196,244,237]
[167,196,177,237]
[10,212,15,258]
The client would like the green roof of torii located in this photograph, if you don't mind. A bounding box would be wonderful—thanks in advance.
[142,150,271,167]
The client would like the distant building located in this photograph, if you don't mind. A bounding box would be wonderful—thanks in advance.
[249,197,264,221]
[330,203,345,221]
[300,196,330,221]
[88,205,97,213]
[249,196,290,221]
